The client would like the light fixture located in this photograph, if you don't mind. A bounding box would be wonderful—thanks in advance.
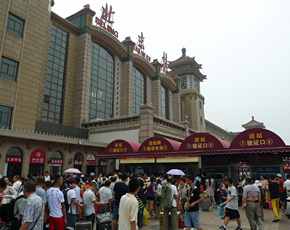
[47,157,52,164]
[68,158,73,165]
[0,153,2,159]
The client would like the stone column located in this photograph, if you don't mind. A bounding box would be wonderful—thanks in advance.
[172,91,181,123]
[183,94,198,131]
[120,37,135,116]
[139,105,154,143]
[151,60,162,116]
[73,33,92,126]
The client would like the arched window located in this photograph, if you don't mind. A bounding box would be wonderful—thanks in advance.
[74,152,84,171]
[50,151,63,176]
[89,42,114,120]
[161,84,169,119]
[132,67,146,114]
[6,147,23,157]
[5,147,23,181]
[51,151,62,159]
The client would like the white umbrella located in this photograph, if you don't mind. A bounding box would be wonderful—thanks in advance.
[166,169,185,176]
[64,168,81,174]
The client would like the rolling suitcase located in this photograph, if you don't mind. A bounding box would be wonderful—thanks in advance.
[286,197,290,219]
[96,204,112,230]
[75,207,92,230]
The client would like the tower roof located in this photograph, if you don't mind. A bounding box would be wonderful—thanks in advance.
[242,116,265,130]
[168,48,206,81]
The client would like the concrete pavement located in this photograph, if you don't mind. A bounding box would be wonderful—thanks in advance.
[143,207,290,230]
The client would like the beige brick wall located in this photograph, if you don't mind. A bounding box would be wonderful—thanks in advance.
[0,78,17,108]
[172,92,181,123]
[120,60,133,116]
[5,0,52,130]
[73,33,91,126]
[151,79,161,116]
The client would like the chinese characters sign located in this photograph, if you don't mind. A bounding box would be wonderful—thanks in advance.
[120,157,155,164]
[51,159,63,164]
[141,140,168,152]
[179,133,228,151]
[138,137,180,153]
[134,32,151,62]
[156,156,198,163]
[230,128,286,149]
[95,3,119,38]
[161,52,170,75]
[239,132,273,147]
[5,157,22,163]
[109,142,128,153]
[30,149,45,164]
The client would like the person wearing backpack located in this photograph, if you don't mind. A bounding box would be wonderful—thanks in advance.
[46,175,67,230]
[11,191,26,230]
[162,177,178,230]
[65,179,84,229]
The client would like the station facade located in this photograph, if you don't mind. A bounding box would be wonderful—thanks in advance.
[0,1,285,179]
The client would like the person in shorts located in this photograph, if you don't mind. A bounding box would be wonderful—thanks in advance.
[218,178,242,230]
[185,175,204,230]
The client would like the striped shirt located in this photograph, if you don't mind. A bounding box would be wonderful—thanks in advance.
[136,195,145,209]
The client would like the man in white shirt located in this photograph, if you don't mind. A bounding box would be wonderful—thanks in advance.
[284,174,290,197]
[83,182,105,229]
[66,179,84,229]
[44,171,50,181]
[12,175,22,194]
[163,177,178,230]
[99,180,113,212]
[119,178,139,230]
[46,175,66,230]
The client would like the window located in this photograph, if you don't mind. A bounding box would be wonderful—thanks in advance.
[0,57,19,81]
[194,78,200,92]
[161,84,169,119]
[89,42,114,120]
[42,25,68,124]
[0,105,12,129]
[180,77,187,89]
[132,67,146,114]
[7,13,24,37]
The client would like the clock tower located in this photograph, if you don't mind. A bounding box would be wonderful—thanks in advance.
[169,48,206,132]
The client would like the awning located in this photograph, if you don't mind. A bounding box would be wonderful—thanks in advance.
[138,137,181,153]
[179,133,230,152]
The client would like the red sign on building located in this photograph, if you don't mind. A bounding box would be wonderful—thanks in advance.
[51,159,63,164]
[95,3,119,38]
[30,149,45,164]
[5,157,22,163]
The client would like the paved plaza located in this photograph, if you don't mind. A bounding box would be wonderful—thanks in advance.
[143,207,290,230]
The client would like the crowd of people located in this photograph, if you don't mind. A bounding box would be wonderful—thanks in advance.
[0,171,289,230]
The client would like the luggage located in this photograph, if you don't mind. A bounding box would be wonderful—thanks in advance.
[286,198,290,219]
[75,207,92,230]
[96,204,112,230]
[201,198,211,211]
[161,184,172,209]
[96,204,112,224]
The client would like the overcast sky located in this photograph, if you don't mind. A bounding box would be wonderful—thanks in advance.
[52,0,290,144]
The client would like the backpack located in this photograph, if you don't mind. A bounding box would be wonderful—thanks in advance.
[161,184,172,209]
[63,188,72,212]
[0,195,25,223]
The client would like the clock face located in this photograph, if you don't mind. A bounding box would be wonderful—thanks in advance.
[181,77,187,89]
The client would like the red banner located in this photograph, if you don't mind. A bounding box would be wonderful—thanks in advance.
[87,161,95,165]
[5,157,22,163]
[51,159,63,164]
[30,149,45,164]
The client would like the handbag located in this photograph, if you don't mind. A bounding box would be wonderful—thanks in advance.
[142,208,148,226]
[184,201,190,211]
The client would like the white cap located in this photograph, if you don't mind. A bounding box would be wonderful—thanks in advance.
[254,180,262,187]
[276,173,282,178]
